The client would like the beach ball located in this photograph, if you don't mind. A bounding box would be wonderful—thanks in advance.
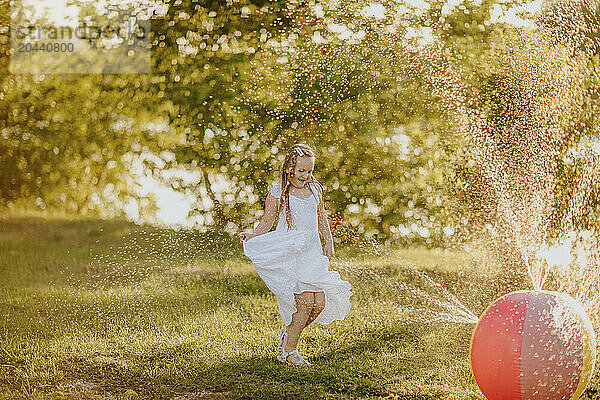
[470,291,596,400]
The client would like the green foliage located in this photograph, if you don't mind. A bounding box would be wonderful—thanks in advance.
[2,0,600,245]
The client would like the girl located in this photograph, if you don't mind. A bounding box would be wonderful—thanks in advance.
[238,143,353,367]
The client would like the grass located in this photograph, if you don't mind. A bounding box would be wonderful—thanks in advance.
[1,208,599,399]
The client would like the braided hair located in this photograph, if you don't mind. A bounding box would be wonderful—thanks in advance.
[278,143,323,230]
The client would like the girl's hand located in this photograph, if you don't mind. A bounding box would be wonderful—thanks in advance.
[324,242,335,260]
[238,231,254,243]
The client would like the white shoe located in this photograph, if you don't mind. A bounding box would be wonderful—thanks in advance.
[278,348,312,366]
[276,326,289,362]
[277,326,287,353]
[276,327,312,366]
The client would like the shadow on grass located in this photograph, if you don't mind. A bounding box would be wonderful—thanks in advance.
[53,324,443,400]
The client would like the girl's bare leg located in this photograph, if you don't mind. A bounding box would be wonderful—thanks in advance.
[284,292,314,361]
[304,291,325,327]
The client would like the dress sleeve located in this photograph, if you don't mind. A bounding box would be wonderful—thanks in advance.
[269,183,282,198]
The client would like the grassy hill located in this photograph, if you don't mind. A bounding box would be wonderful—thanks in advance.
[1,208,598,399]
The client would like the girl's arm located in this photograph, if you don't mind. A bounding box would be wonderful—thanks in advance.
[247,192,279,239]
[315,183,335,258]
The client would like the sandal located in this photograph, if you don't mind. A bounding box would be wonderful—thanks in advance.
[276,325,312,366]
[277,326,287,353]
[278,347,312,366]
[277,326,289,362]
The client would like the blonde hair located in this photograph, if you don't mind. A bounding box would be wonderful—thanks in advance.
[278,143,323,230]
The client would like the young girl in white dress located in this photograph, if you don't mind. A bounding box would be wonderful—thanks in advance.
[238,143,353,367]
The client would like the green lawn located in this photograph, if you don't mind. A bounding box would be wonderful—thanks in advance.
[1,208,599,399]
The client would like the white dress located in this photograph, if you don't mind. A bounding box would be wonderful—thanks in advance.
[243,182,353,327]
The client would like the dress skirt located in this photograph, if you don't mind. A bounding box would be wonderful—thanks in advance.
[243,229,352,327]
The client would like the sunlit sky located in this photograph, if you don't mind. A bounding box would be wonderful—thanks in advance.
[23,0,542,226]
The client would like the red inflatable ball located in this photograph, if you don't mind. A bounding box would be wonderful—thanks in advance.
[470,290,596,400]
